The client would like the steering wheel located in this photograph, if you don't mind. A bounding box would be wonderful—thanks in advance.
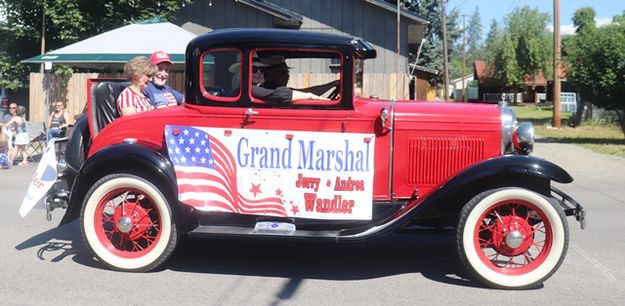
[205,86,225,97]
[327,84,340,100]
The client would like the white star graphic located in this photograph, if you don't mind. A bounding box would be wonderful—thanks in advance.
[185,146,191,153]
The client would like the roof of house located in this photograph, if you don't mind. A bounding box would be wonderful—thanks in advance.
[237,0,303,27]
[364,0,429,24]
[409,63,438,75]
[240,0,428,26]
[474,60,567,87]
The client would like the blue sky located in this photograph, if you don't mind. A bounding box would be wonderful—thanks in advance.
[447,0,624,35]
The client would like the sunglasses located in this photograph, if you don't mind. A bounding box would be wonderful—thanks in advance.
[252,67,263,73]
[9,107,16,109]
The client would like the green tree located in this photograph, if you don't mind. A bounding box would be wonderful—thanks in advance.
[483,19,499,52]
[572,6,596,33]
[565,9,625,134]
[0,0,192,90]
[401,0,461,86]
[449,6,483,88]
[484,6,552,102]
[466,6,483,64]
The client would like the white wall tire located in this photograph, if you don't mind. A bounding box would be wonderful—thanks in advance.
[457,187,568,289]
[80,173,177,272]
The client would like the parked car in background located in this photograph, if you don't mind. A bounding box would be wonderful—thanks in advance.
[21,29,585,289]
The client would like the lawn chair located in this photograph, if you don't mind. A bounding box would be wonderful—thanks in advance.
[25,122,47,162]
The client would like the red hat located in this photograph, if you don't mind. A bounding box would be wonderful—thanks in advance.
[149,51,173,65]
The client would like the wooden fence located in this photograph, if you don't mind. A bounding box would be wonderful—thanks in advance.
[28,71,412,123]
[28,72,185,123]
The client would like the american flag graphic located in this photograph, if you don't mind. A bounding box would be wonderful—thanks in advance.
[165,126,287,216]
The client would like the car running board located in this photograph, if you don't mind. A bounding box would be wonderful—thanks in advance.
[187,224,340,239]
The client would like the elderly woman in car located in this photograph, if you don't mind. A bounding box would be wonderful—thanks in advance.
[117,56,158,117]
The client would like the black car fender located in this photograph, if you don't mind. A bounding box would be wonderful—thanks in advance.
[339,154,573,240]
[403,154,573,226]
[59,143,179,225]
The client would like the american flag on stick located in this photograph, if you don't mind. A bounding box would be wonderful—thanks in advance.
[165,126,287,216]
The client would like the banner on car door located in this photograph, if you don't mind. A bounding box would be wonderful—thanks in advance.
[165,126,375,220]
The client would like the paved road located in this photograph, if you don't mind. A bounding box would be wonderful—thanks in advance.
[1,141,624,305]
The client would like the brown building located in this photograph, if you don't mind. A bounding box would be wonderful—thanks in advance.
[474,60,568,103]
[175,0,431,99]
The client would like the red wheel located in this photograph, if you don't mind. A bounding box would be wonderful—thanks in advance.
[81,173,177,271]
[457,188,568,289]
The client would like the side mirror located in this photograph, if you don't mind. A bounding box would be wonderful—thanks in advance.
[380,108,391,131]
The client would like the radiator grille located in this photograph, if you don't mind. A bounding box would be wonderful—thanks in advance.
[408,136,485,185]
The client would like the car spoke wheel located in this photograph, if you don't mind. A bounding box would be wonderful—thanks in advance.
[457,188,568,289]
[81,173,177,272]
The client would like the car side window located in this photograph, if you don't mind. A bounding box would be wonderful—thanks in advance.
[250,49,343,108]
[200,49,241,102]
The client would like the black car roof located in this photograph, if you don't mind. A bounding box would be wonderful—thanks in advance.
[187,28,376,59]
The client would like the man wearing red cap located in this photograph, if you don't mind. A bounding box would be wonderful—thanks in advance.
[144,51,184,108]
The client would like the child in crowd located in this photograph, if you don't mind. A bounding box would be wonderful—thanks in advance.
[2,105,29,166]
[0,129,10,169]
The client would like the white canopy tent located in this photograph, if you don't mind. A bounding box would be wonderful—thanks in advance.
[23,21,197,70]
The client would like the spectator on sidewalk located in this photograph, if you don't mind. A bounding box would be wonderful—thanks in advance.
[1,102,18,161]
[2,101,16,124]
[1,105,29,166]
[47,101,71,140]
[0,128,10,169]
[0,97,9,117]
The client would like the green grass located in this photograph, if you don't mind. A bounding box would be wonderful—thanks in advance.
[512,105,625,158]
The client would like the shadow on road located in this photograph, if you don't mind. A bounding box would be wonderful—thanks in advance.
[15,223,488,289]
[14,220,101,269]
[167,230,484,289]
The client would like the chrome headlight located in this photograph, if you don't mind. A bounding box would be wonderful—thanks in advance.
[513,122,535,155]
[57,159,67,177]
[500,105,517,154]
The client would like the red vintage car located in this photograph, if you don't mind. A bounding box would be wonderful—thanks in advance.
[22,28,585,289]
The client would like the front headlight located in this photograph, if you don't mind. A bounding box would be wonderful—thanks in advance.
[513,122,535,155]
[500,105,517,154]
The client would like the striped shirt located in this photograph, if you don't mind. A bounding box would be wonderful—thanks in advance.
[116,87,154,115]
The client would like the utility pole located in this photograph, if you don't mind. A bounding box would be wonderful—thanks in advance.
[40,2,46,74]
[461,14,466,102]
[552,0,561,127]
[441,0,449,100]
[396,0,401,99]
